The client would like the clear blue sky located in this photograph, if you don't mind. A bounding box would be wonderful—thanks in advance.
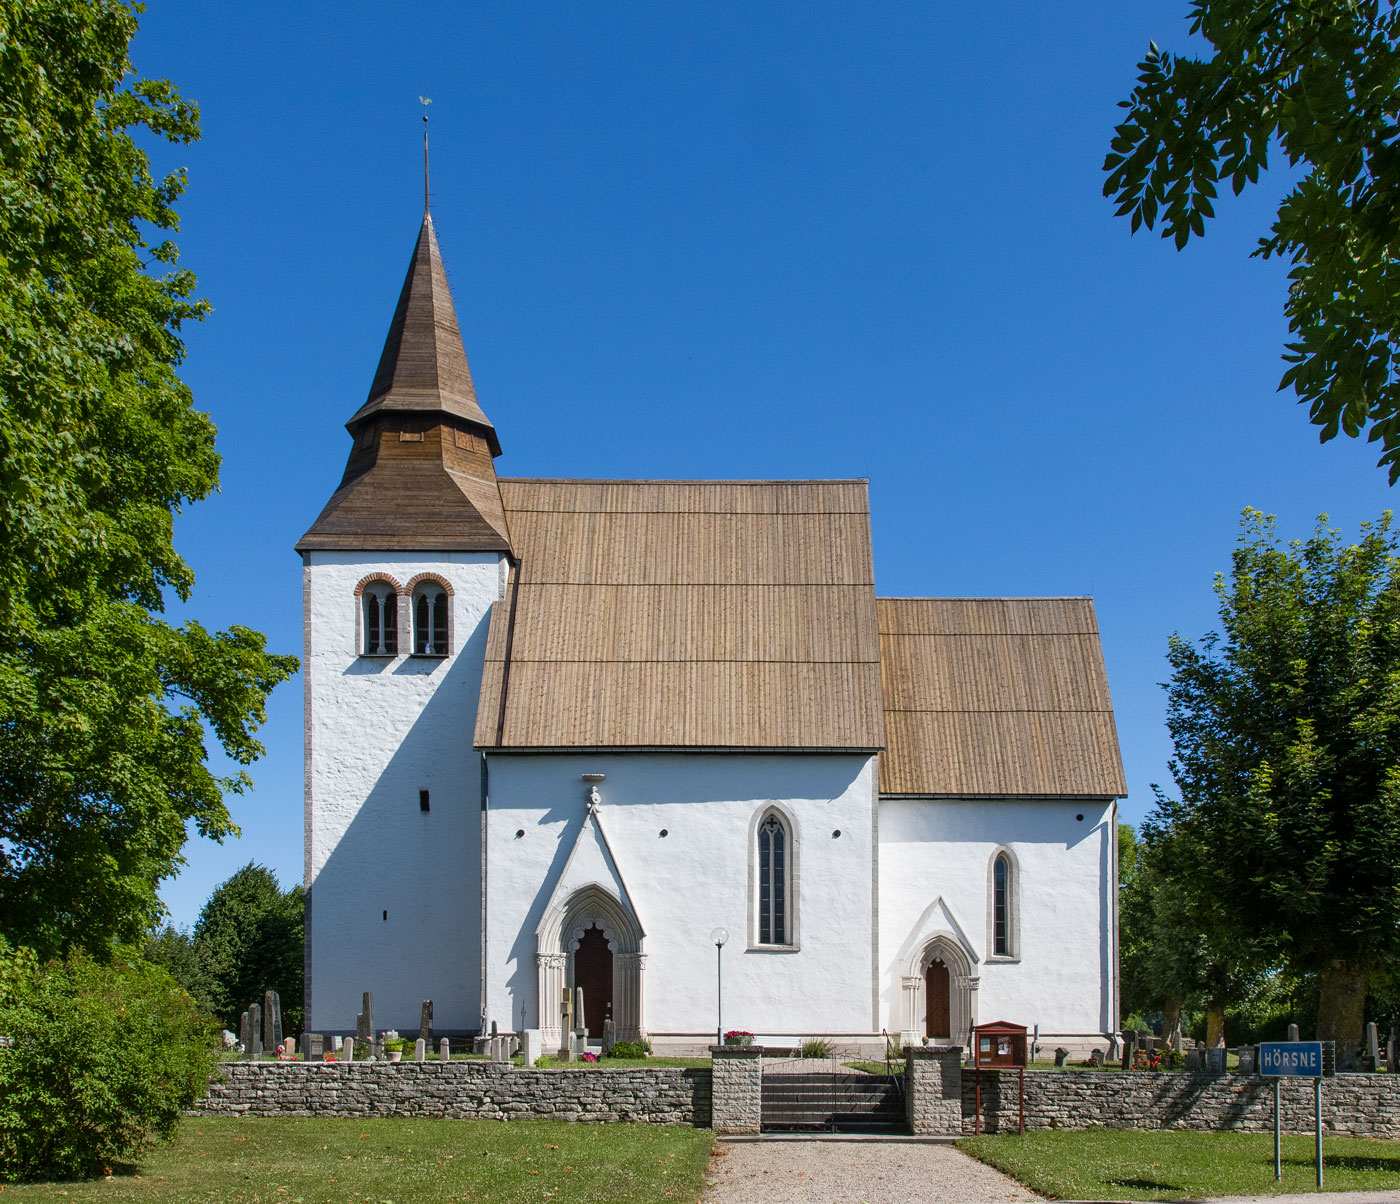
[134,2,1396,928]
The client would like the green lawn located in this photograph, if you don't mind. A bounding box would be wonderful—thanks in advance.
[1,1117,714,1203]
[960,1128,1400,1200]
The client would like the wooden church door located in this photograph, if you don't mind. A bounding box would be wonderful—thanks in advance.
[925,957,950,1040]
[574,923,614,1037]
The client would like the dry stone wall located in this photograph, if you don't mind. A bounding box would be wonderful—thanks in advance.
[963,1070,1400,1138]
[197,1062,710,1126]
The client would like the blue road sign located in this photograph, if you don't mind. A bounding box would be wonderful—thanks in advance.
[1260,1041,1323,1076]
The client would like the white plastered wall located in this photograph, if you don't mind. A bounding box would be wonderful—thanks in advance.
[877,798,1115,1047]
[304,549,506,1033]
[482,753,879,1041]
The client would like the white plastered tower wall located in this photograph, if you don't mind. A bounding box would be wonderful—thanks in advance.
[482,752,879,1047]
[304,549,506,1033]
[877,796,1117,1051]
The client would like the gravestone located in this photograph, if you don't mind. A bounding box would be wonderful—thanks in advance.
[1120,1030,1137,1070]
[343,1037,355,1062]
[490,1018,498,1037]
[333,1035,343,1051]
[249,1003,263,1060]
[358,992,374,1053]
[1184,1048,1203,1071]
[1368,1022,1381,1063]
[574,988,586,1038]
[1088,1048,1104,1067]
[1170,1029,1183,1054]
[1053,1047,1069,1067]
[1288,1023,1301,1042]
[239,1010,251,1059]
[303,1032,324,1061]
[439,1037,450,1061]
[490,1035,506,1061]
[1236,1045,1256,1074]
[473,1035,491,1055]
[1388,1030,1397,1074]
[602,1017,615,1056]
[1207,1046,1227,1074]
[418,1000,433,1045]
[284,1036,296,1057]
[521,1029,540,1067]
[414,1038,426,1062]
[263,990,282,1049]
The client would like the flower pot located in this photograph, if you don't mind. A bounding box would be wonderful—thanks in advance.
[723,1034,753,1047]
[389,1051,402,1062]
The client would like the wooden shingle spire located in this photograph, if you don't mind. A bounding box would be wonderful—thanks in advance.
[345,213,500,455]
[296,213,511,554]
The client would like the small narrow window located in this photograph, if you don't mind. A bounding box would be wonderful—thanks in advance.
[362,584,398,656]
[413,583,449,656]
[993,853,1010,956]
[419,789,430,812]
[759,813,787,945]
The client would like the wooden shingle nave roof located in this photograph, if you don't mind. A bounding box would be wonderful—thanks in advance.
[876,597,1127,797]
[474,479,886,751]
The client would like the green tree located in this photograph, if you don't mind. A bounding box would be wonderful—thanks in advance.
[193,863,303,1036]
[1104,2,1400,480]
[142,924,216,1014]
[0,1,297,958]
[1153,509,1400,1055]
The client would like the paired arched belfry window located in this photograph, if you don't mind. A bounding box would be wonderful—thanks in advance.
[756,810,794,947]
[413,581,450,657]
[361,581,398,656]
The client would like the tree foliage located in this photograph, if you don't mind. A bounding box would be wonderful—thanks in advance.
[142,924,217,1014]
[0,0,297,958]
[1152,509,1400,1052]
[193,863,303,1036]
[1104,2,1400,479]
[0,939,219,1182]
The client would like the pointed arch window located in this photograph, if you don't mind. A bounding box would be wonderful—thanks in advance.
[757,811,790,946]
[987,847,1019,960]
[361,582,398,656]
[413,582,450,656]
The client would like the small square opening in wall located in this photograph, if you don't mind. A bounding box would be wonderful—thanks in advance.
[419,789,430,812]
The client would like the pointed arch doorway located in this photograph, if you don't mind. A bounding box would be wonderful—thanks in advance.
[536,884,644,1052]
[925,956,951,1040]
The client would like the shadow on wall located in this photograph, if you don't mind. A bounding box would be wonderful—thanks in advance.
[309,609,492,1034]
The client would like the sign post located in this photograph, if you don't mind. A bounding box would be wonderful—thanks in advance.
[1260,1041,1324,1187]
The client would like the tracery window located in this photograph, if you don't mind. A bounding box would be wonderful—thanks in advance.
[413,582,449,656]
[361,582,398,656]
[758,812,789,945]
[993,853,1010,956]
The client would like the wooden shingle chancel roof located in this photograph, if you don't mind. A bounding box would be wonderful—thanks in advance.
[877,598,1127,797]
[475,480,885,750]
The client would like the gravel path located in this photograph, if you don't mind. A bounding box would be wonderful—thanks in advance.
[701,1139,1040,1203]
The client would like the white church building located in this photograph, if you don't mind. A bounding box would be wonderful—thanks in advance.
[297,208,1128,1053]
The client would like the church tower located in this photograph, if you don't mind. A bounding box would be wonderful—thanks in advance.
[296,211,510,1034]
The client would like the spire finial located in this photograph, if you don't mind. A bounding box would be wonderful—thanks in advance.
[419,96,433,214]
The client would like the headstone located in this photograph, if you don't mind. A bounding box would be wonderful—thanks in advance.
[1088,1048,1104,1067]
[333,1035,343,1051]
[1367,1021,1381,1062]
[1388,1030,1397,1074]
[343,1037,355,1062]
[264,990,282,1049]
[1236,1045,1256,1074]
[574,988,586,1037]
[521,1029,540,1067]
[359,992,374,1051]
[1184,1048,1203,1071]
[418,1000,433,1045]
[439,1037,450,1061]
[1207,1046,1227,1074]
[284,1036,296,1057]
[304,1032,324,1061]
[490,1035,506,1061]
[1120,1030,1137,1070]
[239,1010,251,1059]
[1288,1023,1301,1042]
[249,1003,263,1060]
[602,1017,615,1056]
[490,1018,498,1037]
[473,1035,491,1055]
[414,1038,426,1062]
[1053,1047,1069,1067]
[1170,1029,1183,1054]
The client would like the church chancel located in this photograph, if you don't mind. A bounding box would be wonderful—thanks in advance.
[297,199,1128,1054]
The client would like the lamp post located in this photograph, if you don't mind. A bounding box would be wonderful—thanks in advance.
[710,927,729,1046]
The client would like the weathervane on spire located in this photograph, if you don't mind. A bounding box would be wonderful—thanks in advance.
[420,96,432,214]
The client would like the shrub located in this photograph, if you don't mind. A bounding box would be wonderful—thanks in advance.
[0,942,220,1182]
[801,1037,833,1058]
[607,1040,650,1059]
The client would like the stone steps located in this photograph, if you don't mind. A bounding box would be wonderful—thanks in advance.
[761,1073,904,1134]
